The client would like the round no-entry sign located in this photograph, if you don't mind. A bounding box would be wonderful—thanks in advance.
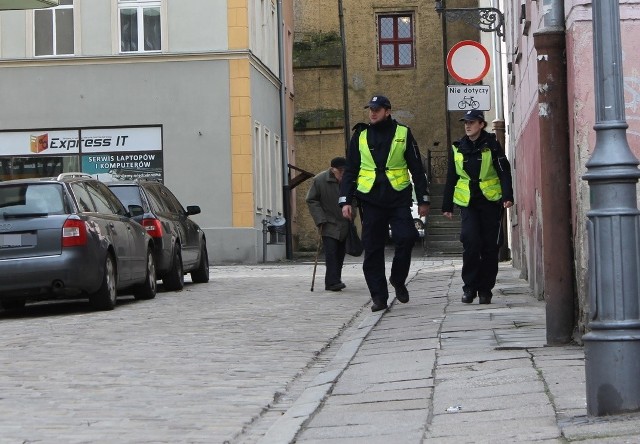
[446,40,490,85]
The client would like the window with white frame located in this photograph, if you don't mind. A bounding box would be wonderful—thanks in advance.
[273,136,283,215]
[250,0,277,72]
[263,128,272,214]
[254,123,265,214]
[34,0,74,57]
[118,0,161,53]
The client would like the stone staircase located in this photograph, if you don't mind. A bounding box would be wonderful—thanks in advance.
[424,183,463,256]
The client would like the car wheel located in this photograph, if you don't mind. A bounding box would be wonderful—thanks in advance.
[1,300,26,310]
[414,218,425,231]
[90,254,117,311]
[135,248,157,300]
[163,246,184,291]
[191,243,210,283]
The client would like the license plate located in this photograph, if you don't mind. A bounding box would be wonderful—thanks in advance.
[0,234,22,248]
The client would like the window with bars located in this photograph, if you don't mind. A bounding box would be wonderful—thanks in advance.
[378,14,414,69]
[34,0,74,57]
[118,0,161,53]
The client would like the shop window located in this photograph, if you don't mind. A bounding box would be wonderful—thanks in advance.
[119,0,161,53]
[378,14,415,69]
[34,0,74,57]
[0,156,79,182]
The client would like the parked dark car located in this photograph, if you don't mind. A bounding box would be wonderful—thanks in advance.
[0,173,156,311]
[106,179,209,291]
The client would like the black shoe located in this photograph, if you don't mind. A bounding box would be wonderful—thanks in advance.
[478,291,492,304]
[461,289,476,304]
[389,279,409,303]
[371,302,388,312]
[326,282,346,291]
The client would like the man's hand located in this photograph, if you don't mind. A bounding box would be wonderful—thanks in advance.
[503,201,513,209]
[342,204,352,220]
[418,203,430,218]
[443,212,453,220]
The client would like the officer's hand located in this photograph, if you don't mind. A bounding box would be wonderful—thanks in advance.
[342,204,352,220]
[418,203,430,217]
[443,212,453,220]
[503,201,513,209]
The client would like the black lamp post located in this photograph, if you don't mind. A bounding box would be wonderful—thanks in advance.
[582,0,640,416]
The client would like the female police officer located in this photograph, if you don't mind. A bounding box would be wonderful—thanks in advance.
[442,110,513,304]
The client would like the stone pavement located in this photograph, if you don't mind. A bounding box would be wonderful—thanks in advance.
[2,255,640,443]
[256,259,640,444]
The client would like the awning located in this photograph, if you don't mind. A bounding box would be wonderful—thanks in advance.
[0,0,59,10]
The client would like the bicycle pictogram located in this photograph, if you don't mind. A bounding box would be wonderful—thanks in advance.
[458,96,480,110]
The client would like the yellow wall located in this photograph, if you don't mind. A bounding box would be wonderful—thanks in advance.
[228,2,253,228]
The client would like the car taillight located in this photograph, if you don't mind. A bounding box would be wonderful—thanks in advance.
[142,218,163,238]
[62,219,87,247]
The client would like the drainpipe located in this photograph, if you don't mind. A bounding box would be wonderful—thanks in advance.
[491,0,509,261]
[532,0,574,344]
[440,0,452,153]
[277,0,293,259]
[338,0,350,153]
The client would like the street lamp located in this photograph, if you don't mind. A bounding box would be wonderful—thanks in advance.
[583,0,640,416]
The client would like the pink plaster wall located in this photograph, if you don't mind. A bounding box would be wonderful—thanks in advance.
[508,2,640,337]
[565,6,640,334]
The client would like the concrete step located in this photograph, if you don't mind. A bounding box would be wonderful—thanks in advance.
[426,240,463,255]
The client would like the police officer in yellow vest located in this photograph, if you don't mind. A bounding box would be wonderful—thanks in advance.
[340,95,430,312]
[442,110,513,305]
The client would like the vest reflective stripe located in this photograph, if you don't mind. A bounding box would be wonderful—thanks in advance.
[452,145,502,207]
[356,126,411,193]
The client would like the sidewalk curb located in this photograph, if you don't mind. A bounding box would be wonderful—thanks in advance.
[257,303,390,444]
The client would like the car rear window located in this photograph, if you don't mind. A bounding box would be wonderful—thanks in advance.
[0,183,66,217]
[109,185,144,209]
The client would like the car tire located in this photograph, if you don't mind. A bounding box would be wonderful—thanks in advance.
[191,243,210,283]
[163,246,184,291]
[134,248,157,300]
[90,254,117,311]
[1,300,26,310]
[414,218,425,230]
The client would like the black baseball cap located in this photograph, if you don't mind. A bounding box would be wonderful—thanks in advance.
[330,157,347,168]
[459,109,485,121]
[364,95,391,109]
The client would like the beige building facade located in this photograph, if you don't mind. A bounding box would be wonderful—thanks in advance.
[293,0,481,250]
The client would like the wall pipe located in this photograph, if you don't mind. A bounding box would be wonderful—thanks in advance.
[338,0,350,153]
[277,0,293,259]
[532,0,575,344]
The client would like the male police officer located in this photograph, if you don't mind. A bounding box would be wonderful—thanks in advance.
[340,95,429,312]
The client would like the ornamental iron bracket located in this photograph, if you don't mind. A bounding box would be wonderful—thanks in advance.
[435,1,505,38]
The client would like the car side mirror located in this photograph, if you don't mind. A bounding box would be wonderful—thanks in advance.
[127,204,144,218]
[186,205,201,216]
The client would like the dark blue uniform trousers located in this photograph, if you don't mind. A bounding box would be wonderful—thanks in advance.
[360,201,417,305]
[322,236,346,287]
[460,199,503,294]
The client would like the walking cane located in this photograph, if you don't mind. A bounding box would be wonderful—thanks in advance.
[310,229,322,292]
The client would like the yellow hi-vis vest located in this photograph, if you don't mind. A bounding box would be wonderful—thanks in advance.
[452,145,502,207]
[356,126,411,193]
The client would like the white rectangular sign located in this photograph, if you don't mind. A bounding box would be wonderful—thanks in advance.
[447,85,491,111]
[0,130,81,156]
[80,127,162,153]
[0,126,162,156]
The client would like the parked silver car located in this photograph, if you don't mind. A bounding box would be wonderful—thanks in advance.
[0,173,156,311]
